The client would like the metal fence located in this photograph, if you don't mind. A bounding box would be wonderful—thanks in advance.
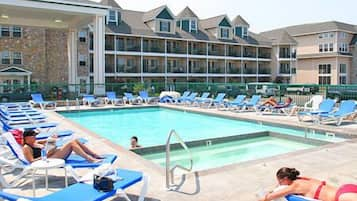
[1,82,357,104]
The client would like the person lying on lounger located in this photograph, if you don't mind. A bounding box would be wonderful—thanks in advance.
[259,167,357,201]
[261,96,292,108]
[23,130,103,163]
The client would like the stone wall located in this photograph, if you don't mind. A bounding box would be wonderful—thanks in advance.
[0,26,47,83]
[45,29,69,83]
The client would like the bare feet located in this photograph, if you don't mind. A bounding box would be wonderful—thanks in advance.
[92,154,105,159]
[87,156,102,163]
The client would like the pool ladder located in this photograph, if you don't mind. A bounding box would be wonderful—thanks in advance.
[165,129,193,190]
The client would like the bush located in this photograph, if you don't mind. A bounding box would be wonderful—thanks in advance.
[133,83,145,94]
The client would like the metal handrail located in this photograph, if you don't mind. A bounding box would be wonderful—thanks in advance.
[165,129,193,190]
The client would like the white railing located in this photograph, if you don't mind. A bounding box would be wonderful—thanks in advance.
[165,129,193,190]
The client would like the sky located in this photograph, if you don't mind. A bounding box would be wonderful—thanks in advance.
[97,0,357,33]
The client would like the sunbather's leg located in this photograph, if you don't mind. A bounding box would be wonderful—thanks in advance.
[49,140,100,162]
[75,139,104,159]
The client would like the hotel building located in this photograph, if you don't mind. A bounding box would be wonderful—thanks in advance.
[0,0,356,95]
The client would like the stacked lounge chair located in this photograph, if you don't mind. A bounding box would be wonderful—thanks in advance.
[29,93,56,110]
[192,92,210,106]
[104,92,123,105]
[82,95,101,106]
[123,92,141,104]
[224,95,246,110]
[297,99,335,122]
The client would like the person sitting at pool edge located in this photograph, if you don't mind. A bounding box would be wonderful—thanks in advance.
[261,96,292,108]
[23,130,103,163]
[130,136,141,150]
[259,167,357,201]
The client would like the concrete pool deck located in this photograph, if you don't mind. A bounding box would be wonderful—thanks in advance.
[2,103,357,201]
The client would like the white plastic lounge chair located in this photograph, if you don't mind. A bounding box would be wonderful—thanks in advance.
[0,132,117,187]
[317,100,356,126]
[82,95,101,106]
[30,93,56,110]
[297,99,335,122]
[304,95,323,111]
[0,168,148,201]
[105,92,123,105]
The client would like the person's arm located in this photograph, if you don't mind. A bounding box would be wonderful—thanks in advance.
[259,183,297,201]
[23,146,40,163]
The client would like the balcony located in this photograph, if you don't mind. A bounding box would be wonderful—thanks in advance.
[243,51,256,58]
[243,67,257,74]
[143,65,164,73]
[189,48,206,55]
[167,66,186,73]
[167,47,186,54]
[258,68,271,74]
[227,67,241,74]
[189,66,206,73]
[279,68,291,74]
[116,65,140,73]
[258,53,271,59]
[227,50,241,57]
[143,46,165,53]
[279,52,296,59]
[208,67,224,74]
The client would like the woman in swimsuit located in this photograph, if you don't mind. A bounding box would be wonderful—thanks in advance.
[22,130,102,163]
[259,167,357,201]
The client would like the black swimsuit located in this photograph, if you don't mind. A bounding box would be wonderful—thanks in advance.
[26,143,42,159]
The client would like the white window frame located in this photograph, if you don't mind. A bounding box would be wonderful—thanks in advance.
[78,31,87,42]
[242,26,248,37]
[190,19,197,32]
[79,54,87,66]
[12,52,22,65]
[339,43,349,53]
[12,26,22,38]
[220,27,230,39]
[159,19,171,33]
[329,43,334,52]
[108,10,118,23]
[1,51,10,64]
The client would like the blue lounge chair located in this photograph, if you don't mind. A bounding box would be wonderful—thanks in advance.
[237,95,261,111]
[172,91,191,103]
[286,194,319,201]
[123,92,141,104]
[82,95,101,106]
[225,95,246,109]
[297,99,335,122]
[105,92,123,105]
[317,100,356,126]
[181,92,198,105]
[257,98,294,116]
[139,90,157,104]
[192,92,210,106]
[30,93,56,110]
[35,130,74,140]
[0,118,58,132]
[0,132,117,186]
[208,93,226,108]
[0,168,147,201]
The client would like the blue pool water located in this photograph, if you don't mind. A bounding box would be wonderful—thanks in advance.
[59,107,343,148]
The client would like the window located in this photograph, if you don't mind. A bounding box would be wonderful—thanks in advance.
[1,26,10,37]
[242,27,248,37]
[79,55,86,66]
[190,20,197,32]
[159,20,171,32]
[220,27,230,38]
[1,51,10,64]
[340,32,347,39]
[319,44,323,52]
[12,52,22,64]
[319,76,331,85]
[108,10,117,23]
[319,32,334,39]
[12,26,22,37]
[78,31,86,43]
[329,43,334,52]
[339,76,346,84]
[279,63,290,74]
[291,68,296,74]
[324,44,328,52]
[330,33,334,38]
[340,64,347,74]
[319,64,331,74]
[339,43,348,53]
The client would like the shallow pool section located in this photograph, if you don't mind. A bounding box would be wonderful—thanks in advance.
[141,136,316,171]
[59,107,344,148]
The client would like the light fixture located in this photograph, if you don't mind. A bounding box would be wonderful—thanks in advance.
[54,19,62,23]
[1,14,9,19]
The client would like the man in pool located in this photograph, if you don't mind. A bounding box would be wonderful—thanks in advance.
[259,167,357,201]
[130,136,141,150]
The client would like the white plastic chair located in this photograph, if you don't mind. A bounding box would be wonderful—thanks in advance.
[304,95,323,111]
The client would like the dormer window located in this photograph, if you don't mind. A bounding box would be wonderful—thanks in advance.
[107,10,121,25]
[190,20,197,32]
[235,26,248,38]
[159,20,171,32]
[220,27,230,39]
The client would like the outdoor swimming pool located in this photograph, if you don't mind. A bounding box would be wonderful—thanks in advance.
[142,136,315,170]
[59,107,344,149]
